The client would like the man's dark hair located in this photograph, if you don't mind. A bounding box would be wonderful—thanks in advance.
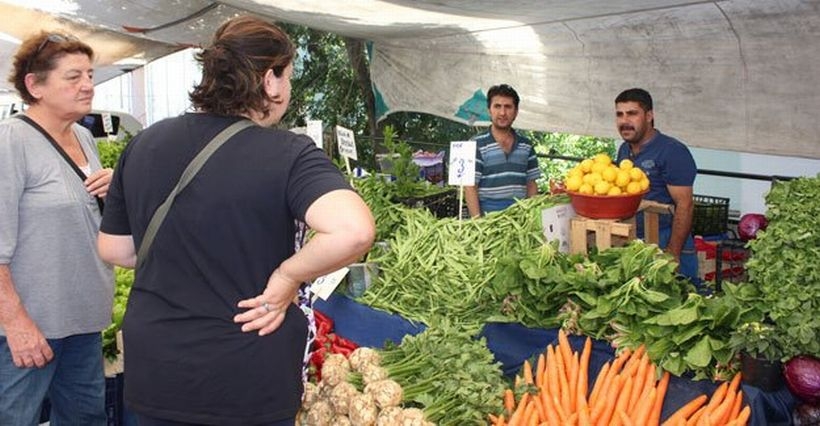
[615,88,653,112]
[487,84,520,109]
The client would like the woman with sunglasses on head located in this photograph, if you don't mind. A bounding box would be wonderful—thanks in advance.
[97,16,375,426]
[0,31,114,424]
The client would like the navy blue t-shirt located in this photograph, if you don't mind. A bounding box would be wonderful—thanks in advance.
[616,130,697,230]
[101,113,350,424]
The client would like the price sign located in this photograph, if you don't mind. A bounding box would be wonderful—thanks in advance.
[311,267,349,302]
[102,112,114,135]
[306,120,323,149]
[335,126,357,160]
[448,141,476,186]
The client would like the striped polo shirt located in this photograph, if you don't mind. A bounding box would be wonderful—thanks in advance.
[473,129,541,203]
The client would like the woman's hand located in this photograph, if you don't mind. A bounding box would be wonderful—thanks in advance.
[85,168,113,198]
[233,269,300,336]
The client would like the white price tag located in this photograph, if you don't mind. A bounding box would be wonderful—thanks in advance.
[448,141,476,186]
[306,120,323,149]
[310,267,349,302]
[102,112,114,135]
[335,126,358,160]
[541,203,575,253]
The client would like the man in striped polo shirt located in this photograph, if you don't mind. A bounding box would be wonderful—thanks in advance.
[465,84,541,217]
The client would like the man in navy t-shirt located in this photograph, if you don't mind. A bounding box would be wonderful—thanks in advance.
[614,88,698,280]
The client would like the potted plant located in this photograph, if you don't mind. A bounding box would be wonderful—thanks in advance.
[729,321,785,391]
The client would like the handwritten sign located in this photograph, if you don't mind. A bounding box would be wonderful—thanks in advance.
[306,120,323,149]
[448,141,476,186]
[335,126,357,160]
[541,203,575,253]
[311,267,349,302]
[102,112,114,134]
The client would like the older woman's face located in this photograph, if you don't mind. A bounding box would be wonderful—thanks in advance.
[30,53,94,120]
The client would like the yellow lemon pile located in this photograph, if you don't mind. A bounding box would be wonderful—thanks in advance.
[564,153,649,196]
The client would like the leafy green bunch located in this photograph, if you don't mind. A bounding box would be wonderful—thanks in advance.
[730,175,820,361]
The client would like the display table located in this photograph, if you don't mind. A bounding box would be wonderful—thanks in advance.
[314,293,796,426]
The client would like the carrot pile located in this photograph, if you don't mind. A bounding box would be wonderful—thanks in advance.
[488,329,750,426]
[661,372,750,426]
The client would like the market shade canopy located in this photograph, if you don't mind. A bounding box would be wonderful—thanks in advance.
[1,0,818,159]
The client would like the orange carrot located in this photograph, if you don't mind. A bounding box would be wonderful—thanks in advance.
[610,375,634,426]
[508,393,531,426]
[536,352,547,388]
[611,347,633,376]
[661,394,707,426]
[631,386,657,425]
[683,405,706,426]
[547,346,561,403]
[729,390,743,421]
[577,395,592,426]
[588,362,611,408]
[650,371,671,426]
[524,359,535,385]
[563,412,578,426]
[505,388,516,414]
[628,354,650,412]
[557,329,574,376]
[735,406,750,426]
[578,337,593,398]
[532,391,547,423]
[706,382,729,412]
[708,387,736,425]
[541,388,562,426]
[619,410,636,426]
[595,374,624,426]
[554,348,571,415]
[569,352,580,413]
[590,366,616,424]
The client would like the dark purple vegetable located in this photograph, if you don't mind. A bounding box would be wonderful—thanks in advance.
[738,213,768,241]
[784,355,820,404]
[793,402,820,426]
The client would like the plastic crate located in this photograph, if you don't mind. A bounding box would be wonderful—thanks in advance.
[395,188,459,218]
[692,194,729,236]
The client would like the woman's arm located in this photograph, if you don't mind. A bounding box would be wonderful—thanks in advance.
[97,233,137,268]
[235,189,375,335]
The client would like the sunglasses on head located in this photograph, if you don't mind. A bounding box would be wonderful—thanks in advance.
[35,33,78,54]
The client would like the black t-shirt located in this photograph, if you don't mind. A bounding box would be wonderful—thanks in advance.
[101,113,350,424]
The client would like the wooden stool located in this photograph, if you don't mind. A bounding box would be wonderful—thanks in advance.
[569,200,675,254]
[570,217,635,254]
[637,200,675,245]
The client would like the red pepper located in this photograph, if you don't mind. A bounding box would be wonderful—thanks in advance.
[335,335,359,351]
[314,310,334,332]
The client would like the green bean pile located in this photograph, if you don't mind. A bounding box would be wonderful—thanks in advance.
[359,194,567,333]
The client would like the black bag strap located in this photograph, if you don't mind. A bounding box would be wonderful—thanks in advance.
[16,114,105,213]
[135,119,255,270]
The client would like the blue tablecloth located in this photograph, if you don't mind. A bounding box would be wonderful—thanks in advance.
[314,293,796,425]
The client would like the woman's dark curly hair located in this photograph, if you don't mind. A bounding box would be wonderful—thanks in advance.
[189,15,295,119]
[8,31,94,105]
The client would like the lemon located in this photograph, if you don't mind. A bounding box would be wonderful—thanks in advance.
[584,172,602,186]
[580,159,594,173]
[626,181,642,194]
[567,167,584,179]
[619,159,634,171]
[639,177,650,191]
[593,153,613,166]
[594,181,611,195]
[601,166,617,183]
[578,183,594,195]
[615,170,631,188]
[565,175,583,191]
[629,167,644,181]
[590,162,607,174]
[607,186,623,196]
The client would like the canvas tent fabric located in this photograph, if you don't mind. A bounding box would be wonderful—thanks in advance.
[1,0,818,159]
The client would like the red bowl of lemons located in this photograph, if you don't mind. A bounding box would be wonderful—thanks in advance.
[564,154,650,219]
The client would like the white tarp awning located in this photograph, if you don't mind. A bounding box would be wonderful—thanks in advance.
[1,0,819,159]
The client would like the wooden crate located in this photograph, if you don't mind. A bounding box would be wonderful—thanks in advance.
[569,200,673,254]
